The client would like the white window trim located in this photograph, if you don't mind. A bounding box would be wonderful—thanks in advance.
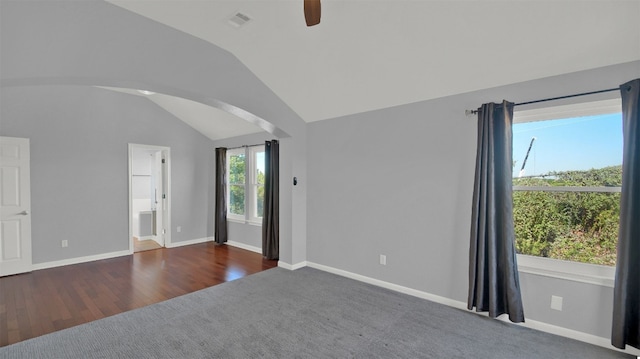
[513,98,621,124]
[247,145,265,225]
[517,254,615,287]
[226,145,264,225]
[513,97,621,287]
[226,147,245,222]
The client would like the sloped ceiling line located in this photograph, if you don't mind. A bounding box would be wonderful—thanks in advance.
[1,77,290,140]
[107,0,640,123]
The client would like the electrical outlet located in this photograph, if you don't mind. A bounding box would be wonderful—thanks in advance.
[177,226,181,233]
[61,240,68,248]
[379,254,387,265]
[551,295,563,311]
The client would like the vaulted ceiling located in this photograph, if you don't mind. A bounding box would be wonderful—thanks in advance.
[97,87,265,140]
[106,0,638,133]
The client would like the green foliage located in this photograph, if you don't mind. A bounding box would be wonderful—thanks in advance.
[229,154,245,215]
[513,165,621,266]
[548,166,622,187]
[228,153,266,218]
[257,170,265,217]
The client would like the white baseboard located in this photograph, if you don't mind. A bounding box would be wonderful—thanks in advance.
[226,240,261,254]
[513,317,640,357]
[32,250,131,271]
[30,237,246,271]
[304,261,640,357]
[165,237,213,248]
[278,261,307,270]
[306,261,465,309]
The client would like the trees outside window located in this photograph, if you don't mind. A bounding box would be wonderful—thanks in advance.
[228,149,245,219]
[513,166,621,266]
[512,100,622,267]
[226,146,265,224]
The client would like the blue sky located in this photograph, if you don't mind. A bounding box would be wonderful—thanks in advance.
[512,113,623,178]
[257,151,265,174]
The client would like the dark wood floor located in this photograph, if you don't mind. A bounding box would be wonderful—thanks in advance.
[0,242,277,347]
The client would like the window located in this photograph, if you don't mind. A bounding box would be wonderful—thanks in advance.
[227,148,246,221]
[226,145,265,224]
[512,99,622,280]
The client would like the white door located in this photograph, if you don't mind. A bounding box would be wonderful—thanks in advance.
[0,137,32,276]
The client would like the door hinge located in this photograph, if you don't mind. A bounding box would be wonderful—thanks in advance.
[161,159,166,164]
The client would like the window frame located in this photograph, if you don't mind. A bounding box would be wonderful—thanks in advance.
[247,145,265,224]
[226,145,265,225]
[512,98,622,286]
[226,147,246,222]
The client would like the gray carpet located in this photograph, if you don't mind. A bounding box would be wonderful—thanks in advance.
[0,267,632,358]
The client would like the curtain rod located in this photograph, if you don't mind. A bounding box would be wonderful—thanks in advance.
[465,87,619,116]
[226,143,264,150]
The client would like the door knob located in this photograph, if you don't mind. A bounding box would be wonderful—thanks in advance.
[18,210,29,215]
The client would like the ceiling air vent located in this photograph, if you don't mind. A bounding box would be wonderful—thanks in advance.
[228,12,251,28]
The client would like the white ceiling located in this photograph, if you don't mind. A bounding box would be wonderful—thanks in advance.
[107,0,640,128]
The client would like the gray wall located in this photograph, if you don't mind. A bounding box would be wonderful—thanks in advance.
[307,61,640,339]
[0,85,215,264]
[0,0,308,265]
[3,0,639,343]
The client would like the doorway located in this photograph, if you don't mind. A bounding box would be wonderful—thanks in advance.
[129,144,171,253]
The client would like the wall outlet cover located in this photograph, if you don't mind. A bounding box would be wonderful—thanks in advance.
[551,295,563,311]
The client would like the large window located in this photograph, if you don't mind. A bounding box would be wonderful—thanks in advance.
[512,99,622,270]
[227,145,265,224]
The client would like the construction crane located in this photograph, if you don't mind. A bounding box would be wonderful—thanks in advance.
[518,137,536,178]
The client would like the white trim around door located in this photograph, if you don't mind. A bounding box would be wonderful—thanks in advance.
[128,143,171,253]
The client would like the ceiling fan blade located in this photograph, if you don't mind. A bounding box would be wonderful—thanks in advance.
[304,0,321,26]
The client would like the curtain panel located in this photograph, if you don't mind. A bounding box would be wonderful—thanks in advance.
[262,140,279,260]
[612,79,640,350]
[214,147,228,244]
[468,101,525,323]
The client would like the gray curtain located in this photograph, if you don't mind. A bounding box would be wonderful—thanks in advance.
[262,140,279,260]
[612,79,640,350]
[214,147,228,244]
[468,101,525,323]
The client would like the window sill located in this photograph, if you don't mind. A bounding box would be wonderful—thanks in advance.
[517,254,615,288]
[227,218,262,227]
